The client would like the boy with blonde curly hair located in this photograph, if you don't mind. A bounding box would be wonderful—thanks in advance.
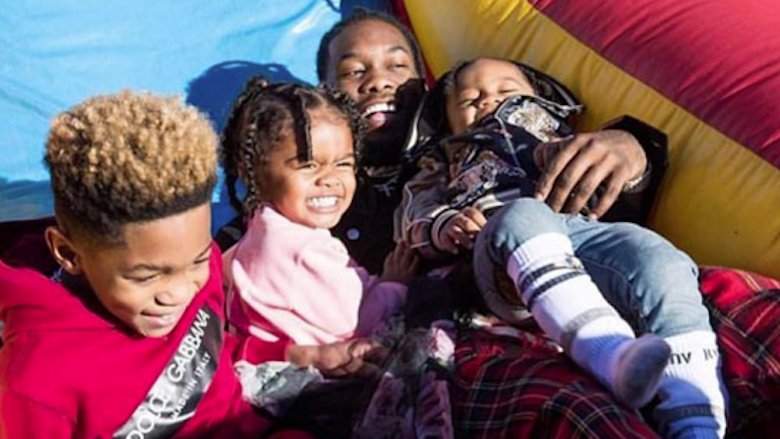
[0,91,308,438]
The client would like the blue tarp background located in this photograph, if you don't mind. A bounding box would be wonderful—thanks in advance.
[0,0,388,232]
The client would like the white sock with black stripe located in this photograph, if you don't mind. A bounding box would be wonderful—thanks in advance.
[655,331,728,439]
[507,233,670,408]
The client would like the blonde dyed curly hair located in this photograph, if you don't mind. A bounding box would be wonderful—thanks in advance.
[45,90,218,242]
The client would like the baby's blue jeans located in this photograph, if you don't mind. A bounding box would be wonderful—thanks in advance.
[473,198,711,337]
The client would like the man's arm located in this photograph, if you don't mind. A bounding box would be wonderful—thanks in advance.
[534,116,668,224]
[599,115,668,224]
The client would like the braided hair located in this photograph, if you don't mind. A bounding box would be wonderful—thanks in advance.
[221,78,364,217]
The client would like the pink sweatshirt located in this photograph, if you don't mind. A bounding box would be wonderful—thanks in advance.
[226,205,408,347]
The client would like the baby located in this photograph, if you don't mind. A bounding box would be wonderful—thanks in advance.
[397,57,728,438]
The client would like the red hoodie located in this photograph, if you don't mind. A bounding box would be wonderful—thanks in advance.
[0,245,292,439]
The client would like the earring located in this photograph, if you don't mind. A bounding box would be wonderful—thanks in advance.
[55,244,82,275]
[51,266,65,283]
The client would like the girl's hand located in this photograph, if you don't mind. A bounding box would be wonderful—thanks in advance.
[381,241,419,282]
[438,207,487,254]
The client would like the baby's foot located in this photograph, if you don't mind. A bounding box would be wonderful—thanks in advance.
[612,334,671,408]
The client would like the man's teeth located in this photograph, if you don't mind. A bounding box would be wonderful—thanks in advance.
[362,102,396,117]
[307,196,338,208]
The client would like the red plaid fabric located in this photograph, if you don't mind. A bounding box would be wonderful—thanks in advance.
[700,266,780,437]
[452,325,659,438]
[453,267,780,439]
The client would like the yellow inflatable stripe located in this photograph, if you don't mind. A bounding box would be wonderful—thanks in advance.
[405,0,780,277]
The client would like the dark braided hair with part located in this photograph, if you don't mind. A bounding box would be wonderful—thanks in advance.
[221,78,364,218]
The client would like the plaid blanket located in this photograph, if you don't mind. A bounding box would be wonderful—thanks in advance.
[699,267,780,437]
[452,323,659,438]
[5,219,779,438]
[453,268,780,438]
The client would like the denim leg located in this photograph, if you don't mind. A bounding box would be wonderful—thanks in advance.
[473,198,568,324]
[564,216,710,337]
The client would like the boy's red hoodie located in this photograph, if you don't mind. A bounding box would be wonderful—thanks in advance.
[0,244,290,438]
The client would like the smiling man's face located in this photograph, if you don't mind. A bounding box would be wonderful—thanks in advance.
[324,19,424,161]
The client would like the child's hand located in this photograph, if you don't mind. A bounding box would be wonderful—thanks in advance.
[381,241,420,282]
[348,338,389,363]
[287,339,386,378]
[438,207,487,254]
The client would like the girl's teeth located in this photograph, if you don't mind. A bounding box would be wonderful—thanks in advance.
[308,196,338,208]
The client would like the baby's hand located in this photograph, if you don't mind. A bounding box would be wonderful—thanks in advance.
[438,207,487,254]
[381,241,420,283]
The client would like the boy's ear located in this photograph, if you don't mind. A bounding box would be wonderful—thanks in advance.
[44,226,83,275]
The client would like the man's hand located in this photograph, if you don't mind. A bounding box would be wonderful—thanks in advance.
[438,207,487,254]
[534,129,647,218]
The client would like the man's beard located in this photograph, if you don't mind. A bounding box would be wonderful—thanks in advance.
[360,135,406,167]
[359,78,426,168]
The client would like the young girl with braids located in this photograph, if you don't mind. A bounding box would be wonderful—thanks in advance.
[221,78,420,372]
[399,58,727,438]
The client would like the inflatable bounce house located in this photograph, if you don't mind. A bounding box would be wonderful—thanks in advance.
[0,0,388,233]
[1,0,779,437]
[392,1,780,436]
[397,0,780,280]
[2,0,778,278]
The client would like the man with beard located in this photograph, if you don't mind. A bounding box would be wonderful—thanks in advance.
[207,9,669,437]
[317,9,665,274]
[309,12,668,438]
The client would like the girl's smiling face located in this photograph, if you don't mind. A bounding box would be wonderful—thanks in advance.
[258,108,357,229]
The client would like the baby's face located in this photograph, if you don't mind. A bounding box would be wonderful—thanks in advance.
[445,58,536,135]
